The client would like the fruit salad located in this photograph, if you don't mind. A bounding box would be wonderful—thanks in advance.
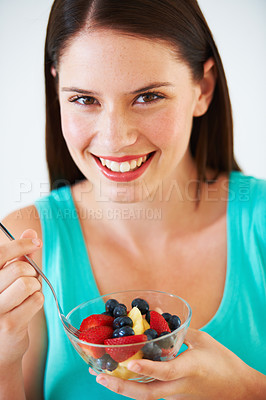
[78,297,181,380]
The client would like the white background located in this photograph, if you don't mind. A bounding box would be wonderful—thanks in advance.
[0,0,265,220]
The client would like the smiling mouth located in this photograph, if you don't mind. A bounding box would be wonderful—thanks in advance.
[94,152,155,173]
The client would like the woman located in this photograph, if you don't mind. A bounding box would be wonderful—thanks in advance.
[0,0,265,399]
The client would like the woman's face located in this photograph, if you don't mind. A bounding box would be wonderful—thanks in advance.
[57,29,207,203]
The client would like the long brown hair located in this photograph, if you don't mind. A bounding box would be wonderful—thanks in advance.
[45,0,240,189]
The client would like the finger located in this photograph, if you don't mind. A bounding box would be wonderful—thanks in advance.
[0,238,42,269]
[3,290,44,332]
[18,229,41,261]
[0,260,38,293]
[127,348,198,382]
[20,229,38,240]
[184,327,204,349]
[0,276,41,313]
[96,373,183,400]
[128,358,183,381]
[125,329,204,383]
[89,368,98,376]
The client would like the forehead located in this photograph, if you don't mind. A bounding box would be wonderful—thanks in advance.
[58,29,192,88]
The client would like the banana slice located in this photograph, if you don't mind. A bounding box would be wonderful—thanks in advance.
[143,317,150,331]
[128,307,144,334]
[107,351,143,380]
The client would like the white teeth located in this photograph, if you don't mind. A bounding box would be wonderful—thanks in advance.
[130,159,137,169]
[105,160,112,169]
[137,157,143,167]
[120,161,131,173]
[98,154,150,172]
[110,161,120,172]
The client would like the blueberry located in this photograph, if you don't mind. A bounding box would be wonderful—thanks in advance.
[157,331,175,349]
[112,328,121,338]
[105,299,119,315]
[106,357,118,372]
[159,331,169,337]
[113,304,127,318]
[131,298,149,315]
[144,328,158,341]
[145,310,150,324]
[96,354,118,371]
[102,311,113,316]
[168,315,181,331]
[96,353,110,370]
[142,342,162,361]
[113,317,123,330]
[162,312,172,322]
[113,316,133,330]
[121,316,133,326]
[117,326,135,337]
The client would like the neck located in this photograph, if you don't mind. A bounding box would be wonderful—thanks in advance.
[75,163,206,241]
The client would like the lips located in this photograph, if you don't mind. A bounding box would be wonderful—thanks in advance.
[92,152,155,182]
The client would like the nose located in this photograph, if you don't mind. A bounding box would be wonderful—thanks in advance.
[97,107,138,153]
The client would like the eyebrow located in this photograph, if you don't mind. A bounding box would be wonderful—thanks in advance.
[130,82,174,94]
[61,82,174,96]
[61,87,99,96]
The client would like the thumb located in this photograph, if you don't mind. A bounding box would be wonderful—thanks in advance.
[19,229,42,260]
[20,229,38,240]
[183,327,202,349]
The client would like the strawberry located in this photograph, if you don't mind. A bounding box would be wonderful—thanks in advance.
[161,348,178,358]
[79,325,113,358]
[80,314,114,331]
[149,311,171,335]
[104,334,147,362]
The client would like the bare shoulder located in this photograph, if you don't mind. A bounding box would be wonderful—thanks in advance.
[1,205,42,267]
[1,205,42,238]
[2,205,42,238]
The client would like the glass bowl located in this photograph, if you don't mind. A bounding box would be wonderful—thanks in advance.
[64,289,192,382]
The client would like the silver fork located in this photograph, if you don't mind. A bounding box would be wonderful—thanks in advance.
[0,222,80,337]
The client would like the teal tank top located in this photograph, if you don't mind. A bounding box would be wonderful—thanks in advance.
[35,172,266,399]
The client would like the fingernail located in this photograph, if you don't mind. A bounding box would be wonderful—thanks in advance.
[32,238,41,247]
[97,377,108,387]
[127,362,141,372]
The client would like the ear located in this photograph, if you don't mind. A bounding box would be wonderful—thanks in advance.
[51,65,57,78]
[193,58,217,117]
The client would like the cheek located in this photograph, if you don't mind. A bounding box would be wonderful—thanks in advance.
[60,111,92,150]
[141,104,193,149]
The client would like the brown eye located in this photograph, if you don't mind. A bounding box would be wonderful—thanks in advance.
[77,96,96,105]
[69,95,98,105]
[143,93,157,102]
[135,92,164,104]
